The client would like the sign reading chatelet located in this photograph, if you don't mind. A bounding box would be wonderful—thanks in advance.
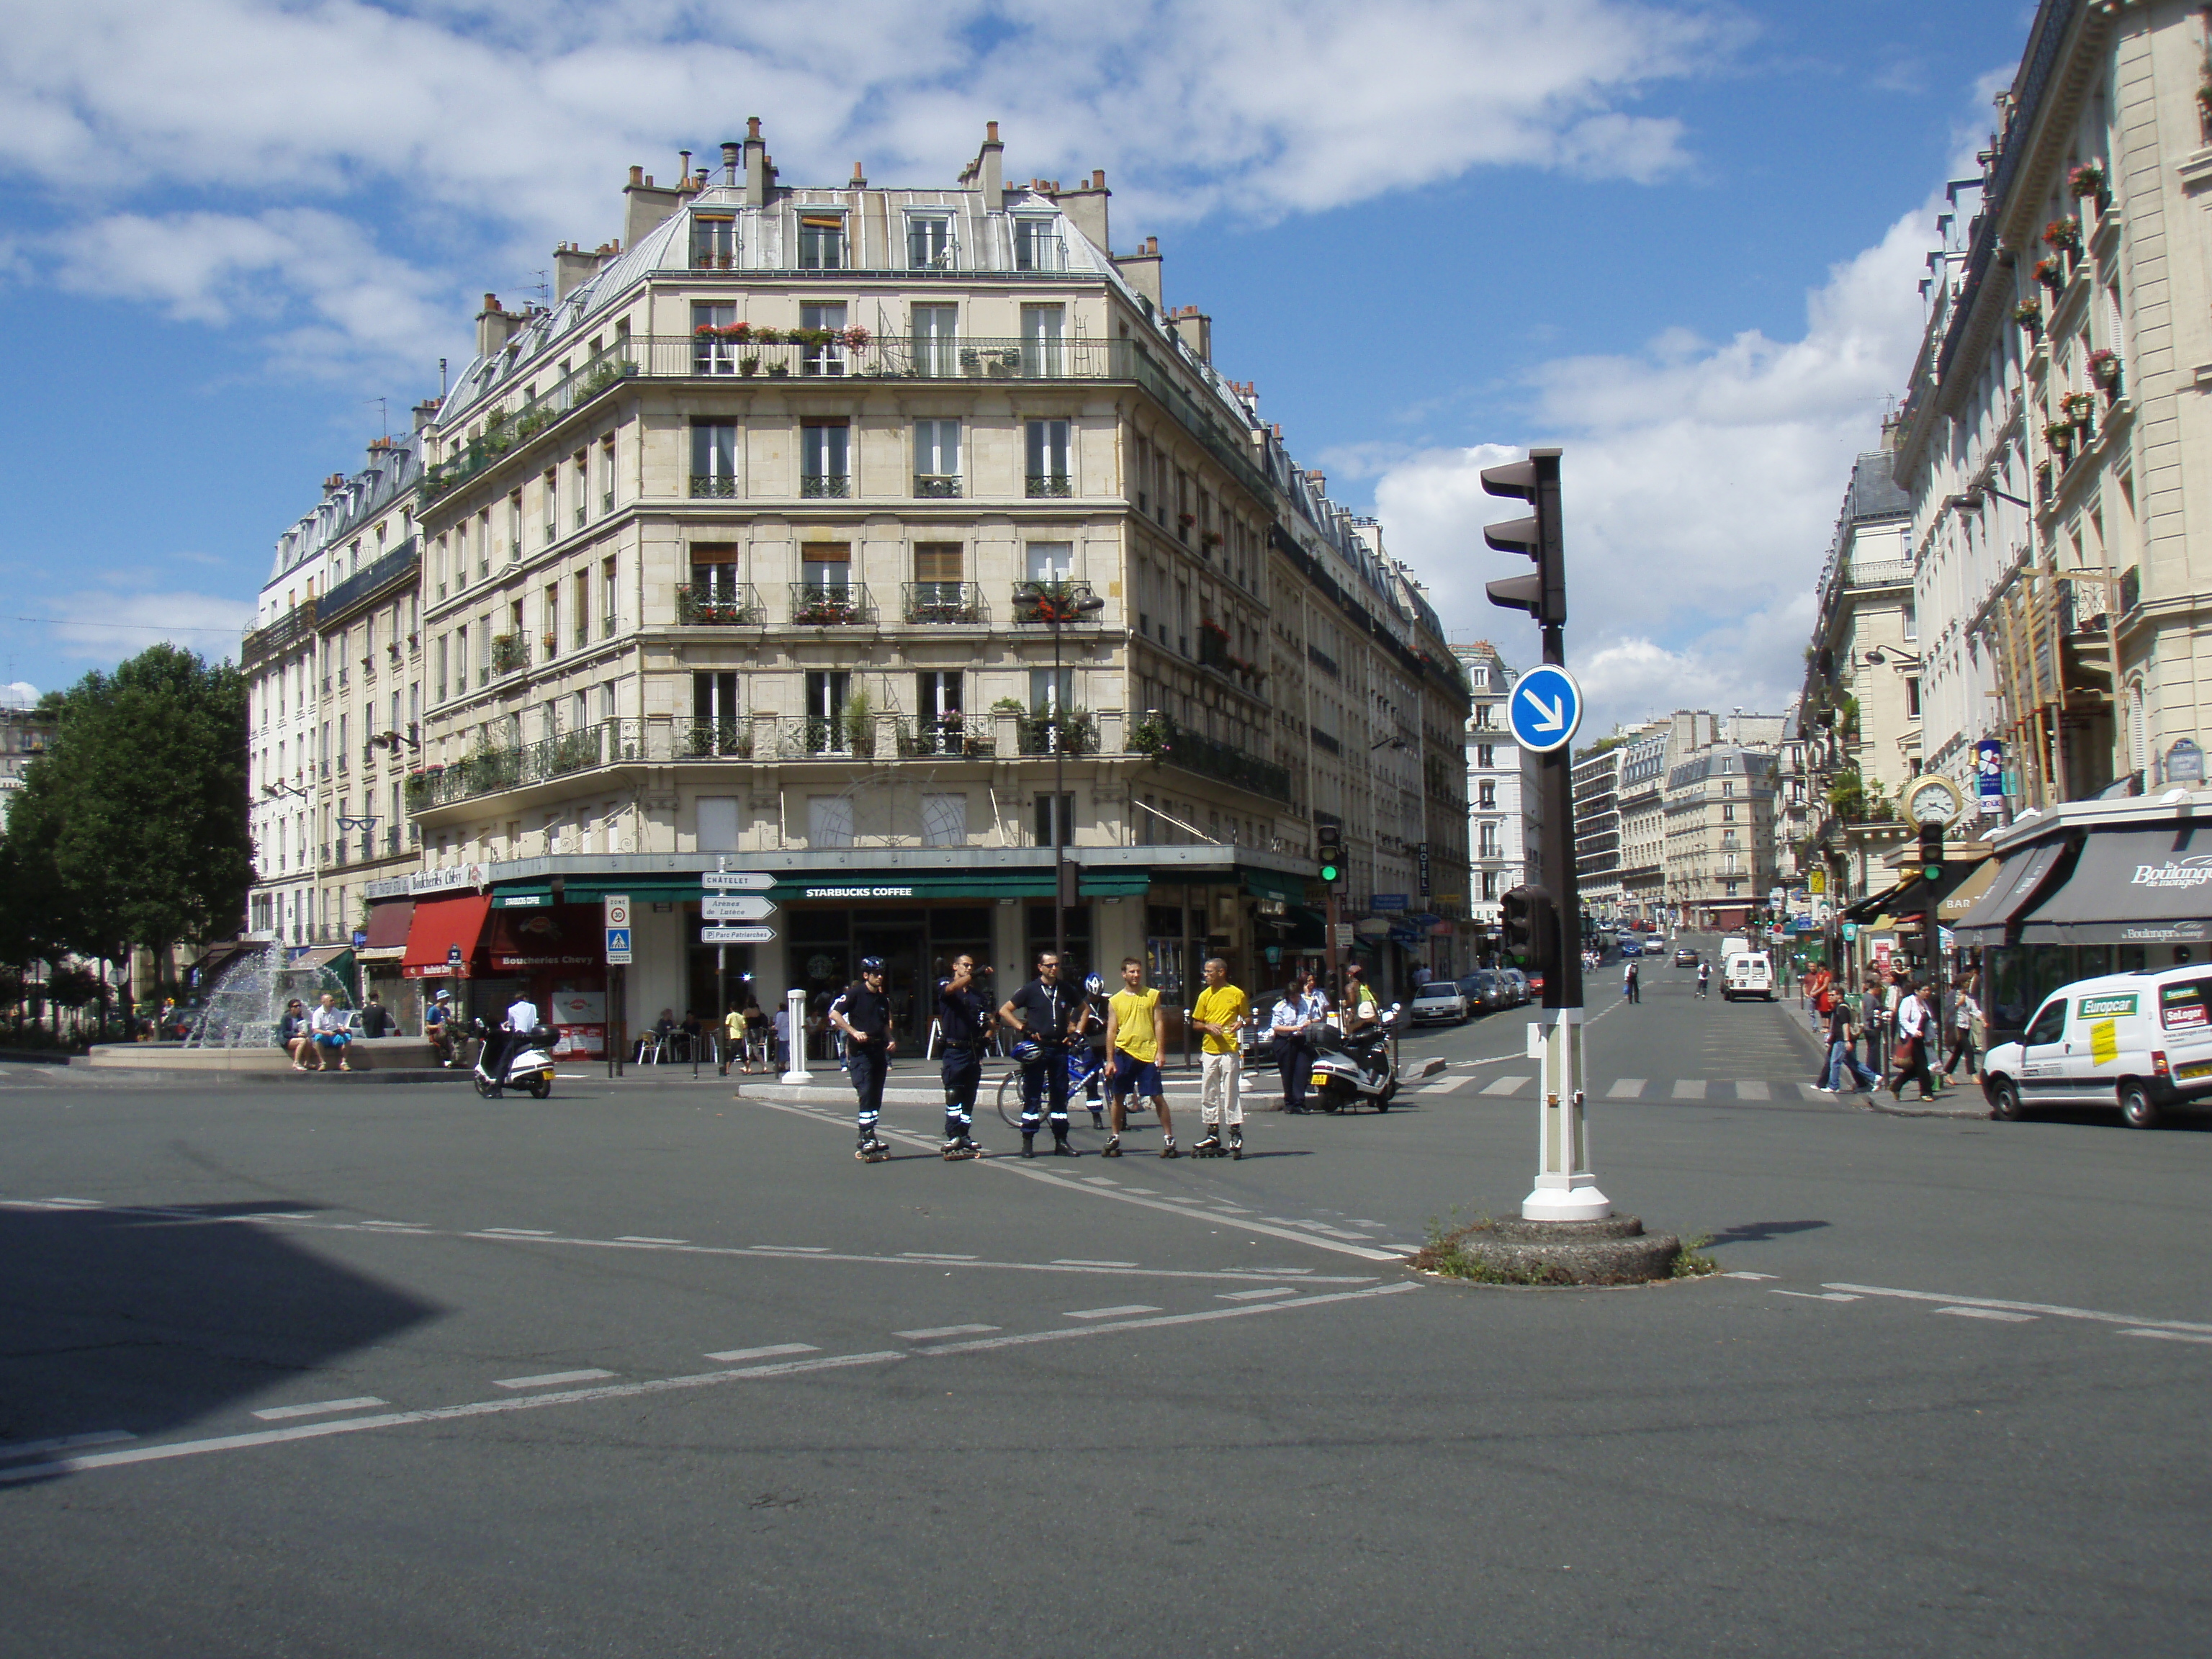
[701,870,775,891]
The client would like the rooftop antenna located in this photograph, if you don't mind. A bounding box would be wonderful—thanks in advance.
[366,395,390,439]
[528,269,550,305]
[439,357,448,396]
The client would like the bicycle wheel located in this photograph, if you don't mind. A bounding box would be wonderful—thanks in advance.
[995,1069,1026,1129]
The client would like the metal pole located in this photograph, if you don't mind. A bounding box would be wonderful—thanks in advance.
[1053,618,1067,974]
[716,945,727,1075]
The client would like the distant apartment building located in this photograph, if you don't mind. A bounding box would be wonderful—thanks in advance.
[0,696,55,822]
[1614,721,1672,921]
[1453,640,1532,932]
[1660,710,1782,931]
[1571,740,1625,922]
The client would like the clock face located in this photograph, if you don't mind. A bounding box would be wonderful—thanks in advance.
[1908,780,1955,825]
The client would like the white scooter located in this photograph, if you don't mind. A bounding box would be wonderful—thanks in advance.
[1308,1004,1401,1112]
[468,1017,556,1099]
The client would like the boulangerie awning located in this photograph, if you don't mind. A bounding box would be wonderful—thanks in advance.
[1951,840,2069,945]
[2016,827,2212,948]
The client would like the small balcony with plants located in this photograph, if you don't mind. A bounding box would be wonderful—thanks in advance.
[788,583,873,626]
[1000,697,1096,757]
[897,716,994,759]
[1127,711,1291,804]
[676,582,765,626]
[488,633,531,677]
[903,581,984,624]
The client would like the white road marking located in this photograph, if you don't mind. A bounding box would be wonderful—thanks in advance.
[704,1344,821,1364]
[756,1245,829,1252]
[252,1396,390,1421]
[1079,1177,1119,1187]
[895,1324,1002,1340]
[492,1369,618,1390]
[1722,1272,1778,1280]
[359,1220,426,1230]
[2119,1328,2212,1346]
[45,1197,100,1207]
[477,1228,556,1236]
[1825,1283,2212,1336]
[1481,1076,1531,1096]
[0,1285,1421,1488]
[1120,1186,1163,1195]
[1249,1267,1315,1274]
[1735,1080,1771,1101]
[1064,1305,1162,1320]
[900,1251,981,1261]
[1607,1079,1647,1099]
[0,1430,135,1462]
[1053,1258,1139,1267]
[1420,1076,1469,1094]
[1933,1306,2036,1323]
[1219,1287,1297,1300]
[1771,1290,1860,1303]
[1673,1080,1708,1100]
[616,1236,688,1244]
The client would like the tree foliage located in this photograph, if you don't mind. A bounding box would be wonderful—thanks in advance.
[0,644,252,967]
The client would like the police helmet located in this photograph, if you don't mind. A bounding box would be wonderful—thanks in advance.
[860,956,886,974]
[1084,973,1105,994]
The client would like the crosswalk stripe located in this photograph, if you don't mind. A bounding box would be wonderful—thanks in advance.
[1481,1075,1532,1096]
[1419,1076,1469,1094]
[1607,1079,1646,1099]
[1672,1079,1707,1100]
[1735,1080,1771,1101]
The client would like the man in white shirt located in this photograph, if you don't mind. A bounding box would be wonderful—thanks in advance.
[485,992,539,1081]
[307,992,356,1072]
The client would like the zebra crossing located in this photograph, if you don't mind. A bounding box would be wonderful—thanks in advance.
[1423,1071,1840,1104]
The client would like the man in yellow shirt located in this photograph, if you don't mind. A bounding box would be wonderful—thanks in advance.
[1103,956,1177,1157]
[1190,956,1248,1159]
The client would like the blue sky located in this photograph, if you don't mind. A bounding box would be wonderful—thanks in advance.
[0,0,2038,732]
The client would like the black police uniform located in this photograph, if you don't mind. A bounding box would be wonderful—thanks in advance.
[1009,977,1074,1141]
[938,974,991,1140]
[837,981,894,1140]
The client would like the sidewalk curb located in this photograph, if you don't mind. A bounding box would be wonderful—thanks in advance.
[1859,1093,1992,1121]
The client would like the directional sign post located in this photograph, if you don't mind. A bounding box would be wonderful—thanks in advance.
[1508,662,1582,755]
[701,871,775,891]
[701,894,776,922]
[701,925,776,945]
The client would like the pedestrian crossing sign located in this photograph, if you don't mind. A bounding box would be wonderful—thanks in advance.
[605,927,633,963]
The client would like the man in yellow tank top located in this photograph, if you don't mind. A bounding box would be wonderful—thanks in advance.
[1104,956,1178,1156]
[1190,956,1248,1158]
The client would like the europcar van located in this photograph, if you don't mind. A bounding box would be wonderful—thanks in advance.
[1722,950,1776,1001]
[1981,965,2212,1129]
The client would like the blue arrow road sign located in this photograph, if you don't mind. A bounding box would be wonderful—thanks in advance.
[1508,662,1582,753]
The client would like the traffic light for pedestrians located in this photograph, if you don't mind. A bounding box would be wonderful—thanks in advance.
[1500,884,1558,977]
[1482,449,1565,627]
[1316,820,1344,886]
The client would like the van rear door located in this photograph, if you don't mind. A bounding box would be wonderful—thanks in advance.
[2156,976,2212,1097]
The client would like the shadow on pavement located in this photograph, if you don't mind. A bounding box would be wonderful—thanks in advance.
[1707,1218,1832,1246]
[0,1202,441,1485]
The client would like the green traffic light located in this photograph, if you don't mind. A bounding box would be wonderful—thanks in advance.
[1320,863,1341,884]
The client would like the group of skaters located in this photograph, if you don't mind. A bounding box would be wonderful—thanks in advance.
[1802,962,1982,1100]
[827,951,1382,1164]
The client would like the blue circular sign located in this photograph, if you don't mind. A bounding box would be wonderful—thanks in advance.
[1508,663,1583,753]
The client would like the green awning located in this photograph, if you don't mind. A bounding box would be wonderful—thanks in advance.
[772,873,1058,902]
[493,886,554,909]
[1080,872,1152,897]
[1244,869,1311,905]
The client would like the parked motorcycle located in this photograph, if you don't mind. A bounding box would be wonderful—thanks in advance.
[467,1017,556,1099]
[1308,1004,1401,1112]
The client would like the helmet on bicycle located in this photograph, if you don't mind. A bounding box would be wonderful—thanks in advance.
[860,956,886,974]
[1010,1038,1043,1064]
[1084,972,1105,994]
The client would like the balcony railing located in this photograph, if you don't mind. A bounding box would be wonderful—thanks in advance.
[1015,710,1096,757]
[913,474,961,498]
[902,581,984,624]
[421,356,639,503]
[689,473,737,498]
[1025,473,1073,498]
[1126,712,1292,804]
[799,474,851,498]
[676,583,765,626]
[788,583,873,626]
[489,634,530,676]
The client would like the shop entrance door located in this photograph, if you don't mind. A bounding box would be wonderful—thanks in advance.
[855,912,927,1046]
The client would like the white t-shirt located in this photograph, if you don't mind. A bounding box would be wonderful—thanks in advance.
[310,1004,347,1035]
[505,998,539,1032]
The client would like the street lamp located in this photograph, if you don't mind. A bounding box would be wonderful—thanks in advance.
[1015,577,1105,971]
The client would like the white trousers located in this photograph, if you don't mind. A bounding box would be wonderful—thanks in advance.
[1200,1050,1243,1125]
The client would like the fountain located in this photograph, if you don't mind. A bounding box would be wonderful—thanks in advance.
[181,944,354,1049]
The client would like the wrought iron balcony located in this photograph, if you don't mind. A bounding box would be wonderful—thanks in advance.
[1016,710,1096,757]
[902,581,983,624]
[1025,473,1073,498]
[788,583,872,626]
[1125,711,1291,804]
[675,583,765,626]
[799,474,851,498]
[913,474,961,498]
[489,634,530,676]
[689,473,737,498]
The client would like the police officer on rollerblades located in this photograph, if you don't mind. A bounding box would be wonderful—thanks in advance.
[833,958,896,1161]
[937,953,992,1159]
[999,950,1080,1158]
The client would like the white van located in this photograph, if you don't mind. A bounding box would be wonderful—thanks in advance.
[1982,966,2212,1129]
[1722,951,1775,1002]
[1719,934,1750,960]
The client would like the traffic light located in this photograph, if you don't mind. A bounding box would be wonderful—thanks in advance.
[1316,820,1344,886]
[1482,448,1565,626]
[1918,823,1944,885]
[1500,884,1558,977]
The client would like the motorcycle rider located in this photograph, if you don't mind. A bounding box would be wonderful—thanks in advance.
[482,989,540,1084]
[999,950,1081,1158]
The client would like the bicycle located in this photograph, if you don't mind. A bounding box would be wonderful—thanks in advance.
[995,1046,1133,1128]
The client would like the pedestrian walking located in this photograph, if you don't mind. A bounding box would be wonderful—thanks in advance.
[1943,973,1982,1080]
[1103,956,1177,1157]
[1623,958,1640,1004]
[1696,960,1711,999]
[935,952,992,1159]
[741,995,768,1071]
[720,1002,744,1075]
[1000,951,1081,1157]
[770,1001,791,1074]
[1190,956,1247,1158]
[1886,981,1938,1101]
[1270,975,1313,1114]
[832,958,896,1161]
[1816,991,1879,1092]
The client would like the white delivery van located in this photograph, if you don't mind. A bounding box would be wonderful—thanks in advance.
[1721,950,1775,1001]
[1719,934,1750,959]
[1982,966,2212,1129]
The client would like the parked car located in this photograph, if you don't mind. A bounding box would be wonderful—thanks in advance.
[1496,968,1533,1005]
[1409,979,1471,1025]
[1458,971,1508,1012]
[1674,948,1699,967]
[1984,965,2212,1129]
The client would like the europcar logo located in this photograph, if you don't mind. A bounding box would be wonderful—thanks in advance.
[2079,993,2138,1018]
[2131,854,2212,887]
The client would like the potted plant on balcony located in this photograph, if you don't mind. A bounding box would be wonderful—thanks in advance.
[2034,256,2066,294]
[2061,390,2098,439]
[842,685,876,758]
[738,354,760,377]
[2069,161,2108,207]
[1129,711,1174,760]
[2044,418,2077,459]
[2087,348,2122,398]
[2013,296,2043,341]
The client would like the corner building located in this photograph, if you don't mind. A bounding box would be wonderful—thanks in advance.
[392,122,1467,1051]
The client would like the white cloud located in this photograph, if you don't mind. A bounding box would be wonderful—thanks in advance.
[1374,206,1935,739]
[0,0,1733,371]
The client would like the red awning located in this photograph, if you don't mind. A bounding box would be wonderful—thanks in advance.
[402,894,493,979]
[363,900,414,951]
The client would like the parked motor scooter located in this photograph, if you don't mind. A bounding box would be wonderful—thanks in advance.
[1308,1004,1401,1112]
[467,1017,556,1099]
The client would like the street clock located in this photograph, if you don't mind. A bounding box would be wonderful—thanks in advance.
[1905,775,1964,829]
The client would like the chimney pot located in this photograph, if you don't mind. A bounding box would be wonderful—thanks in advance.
[721,140,739,182]
[629,165,643,186]
[678,149,691,182]
[1093,168,1105,189]
[747,115,761,139]
[851,161,866,184]
[986,120,999,143]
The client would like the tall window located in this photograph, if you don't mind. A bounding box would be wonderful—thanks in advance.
[1025,420,1071,497]
[689,543,740,606]
[912,544,966,622]
[1905,676,1922,719]
[798,215,845,270]
[1029,666,1072,714]
[692,213,736,270]
[911,305,958,375]
[1479,823,1500,858]
[804,670,852,755]
[477,510,491,579]
[1012,217,1059,271]
[1020,303,1064,375]
[1033,793,1075,845]
[691,421,737,498]
[542,584,559,660]
[917,670,963,752]
[801,421,850,497]
[1026,541,1073,585]
[693,671,740,754]
[572,572,589,646]
[907,215,953,270]
[914,420,961,495]
[1477,744,1495,769]
[1478,781,1496,809]
[601,556,618,637]
[435,635,448,703]
[457,628,470,690]
[801,543,851,593]
[801,302,847,375]
[692,301,738,374]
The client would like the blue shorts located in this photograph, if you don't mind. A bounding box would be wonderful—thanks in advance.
[1108,1057,1161,1099]
[313,1030,349,1048]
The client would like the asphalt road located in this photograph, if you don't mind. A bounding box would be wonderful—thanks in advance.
[4,937,2207,1655]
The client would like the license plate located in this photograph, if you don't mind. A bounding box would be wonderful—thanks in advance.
[1310,1073,1329,1087]
[2177,1060,2212,1082]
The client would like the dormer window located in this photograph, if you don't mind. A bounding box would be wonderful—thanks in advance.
[1013,217,1061,271]
[907,215,953,270]
[799,215,845,271]
[693,213,737,271]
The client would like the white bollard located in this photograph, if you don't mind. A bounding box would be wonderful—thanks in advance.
[780,986,812,1085]
[1521,1007,1612,1222]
